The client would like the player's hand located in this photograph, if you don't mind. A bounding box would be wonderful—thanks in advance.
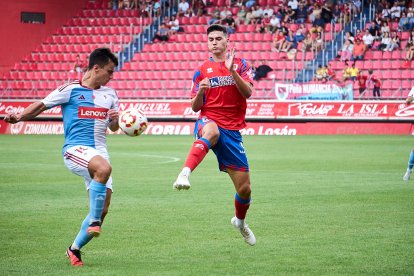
[225,47,236,72]
[198,77,210,93]
[3,113,21,124]
[406,96,413,105]
[107,109,119,122]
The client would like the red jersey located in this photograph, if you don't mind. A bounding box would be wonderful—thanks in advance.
[357,75,368,89]
[190,57,253,130]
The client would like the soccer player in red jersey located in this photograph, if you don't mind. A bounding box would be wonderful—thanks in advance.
[173,24,256,245]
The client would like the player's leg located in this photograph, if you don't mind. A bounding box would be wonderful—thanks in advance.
[86,155,112,236]
[173,118,219,190]
[63,146,112,266]
[68,186,112,266]
[403,149,414,180]
[213,129,256,245]
[228,170,256,246]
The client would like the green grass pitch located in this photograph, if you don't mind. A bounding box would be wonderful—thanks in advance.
[0,135,413,275]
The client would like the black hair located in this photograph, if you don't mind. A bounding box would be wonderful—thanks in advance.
[207,24,228,36]
[88,47,118,70]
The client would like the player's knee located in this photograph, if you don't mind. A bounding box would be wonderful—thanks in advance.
[237,183,251,198]
[95,164,112,183]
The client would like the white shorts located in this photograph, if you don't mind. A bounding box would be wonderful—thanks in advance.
[63,145,113,191]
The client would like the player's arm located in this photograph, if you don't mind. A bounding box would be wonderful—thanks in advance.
[3,101,47,124]
[191,77,209,112]
[225,48,253,98]
[230,69,253,99]
[107,109,119,132]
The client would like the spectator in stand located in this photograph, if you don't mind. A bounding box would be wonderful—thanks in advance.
[367,20,381,39]
[234,0,244,7]
[385,31,400,52]
[341,61,352,82]
[257,13,271,33]
[251,5,264,25]
[380,21,390,35]
[378,31,391,51]
[153,23,169,42]
[278,20,289,35]
[288,0,299,12]
[381,2,391,20]
[407,3,414,28]
[344,31,355,43]
[283,29,298,52]
[351,38,366,60]
[272,29,287,52]
[294,24,306,42]
[72,54,86,75]
[349,63,359,82]
[326,63,336,82]
[269,14,281,33]
[314,65,328,82]
[253,60,273,81]
[220,7,232,20]
[236,5,247,26]
[244,8,254,25]
[167,15,180,36]
[398,12,411,31]
[208,9,221,25]
[130,0,138,9]
[390,2,402,21]
[309,3,322,23]
[310,13,325,34]
[405,39,414,61]
[177,0,190,17]
[295,2,308,24]
[312,32,324,52]
[222,13,237,34]
[245,0,256,9]
[301,32,314,52]
[362,29,375,49]
[284,6,297,23]
[355,29,363,41]
[192,0,206,16]
[356,70,368,95]
[321,3,333,24]
[368,69,381,99]
[339,39,354,62]
[263,5,274,17]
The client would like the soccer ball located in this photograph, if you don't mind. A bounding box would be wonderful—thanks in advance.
[118,108,148,137]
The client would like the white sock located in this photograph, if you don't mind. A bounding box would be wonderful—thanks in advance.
[181,167,191,176]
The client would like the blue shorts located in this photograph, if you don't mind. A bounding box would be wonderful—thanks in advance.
[194,118,249,172]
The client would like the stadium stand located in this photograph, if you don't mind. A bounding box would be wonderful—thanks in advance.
[0,0,411,100]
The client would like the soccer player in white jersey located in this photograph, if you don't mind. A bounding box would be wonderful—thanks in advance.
[403,87,414,180]
[4,48,119,266]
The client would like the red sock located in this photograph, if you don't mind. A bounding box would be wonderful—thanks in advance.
[184,139,209,171]
[235,196,251,220]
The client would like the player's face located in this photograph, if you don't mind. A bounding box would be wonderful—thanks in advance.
[208,31,228,55]
[94,61,115,86]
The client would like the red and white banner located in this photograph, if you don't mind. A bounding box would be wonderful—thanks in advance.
[1,120,412,135]
[0,100,411,120]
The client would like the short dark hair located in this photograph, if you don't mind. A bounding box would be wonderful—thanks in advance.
[207,24,228,36]
[88,48,118,70]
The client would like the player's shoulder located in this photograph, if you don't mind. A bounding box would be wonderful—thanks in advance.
[99,85,119,98]
[57,80,81,92]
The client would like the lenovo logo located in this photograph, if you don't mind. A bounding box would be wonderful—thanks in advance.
[78,107,108,119]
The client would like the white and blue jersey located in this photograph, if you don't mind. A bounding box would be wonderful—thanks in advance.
[41,80,118,157]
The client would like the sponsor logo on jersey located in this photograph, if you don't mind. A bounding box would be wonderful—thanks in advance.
[208,76,236,88]
[207,67,213,73]
[78,106,108,119]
